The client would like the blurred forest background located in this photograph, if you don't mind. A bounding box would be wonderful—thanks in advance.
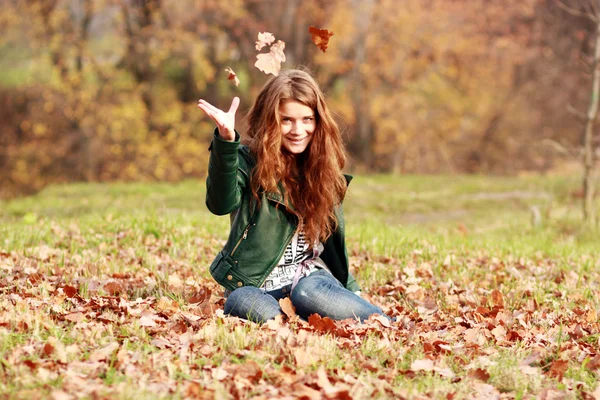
[0,0,598,198]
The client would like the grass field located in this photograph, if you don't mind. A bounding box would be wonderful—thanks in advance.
[1,175,599,399]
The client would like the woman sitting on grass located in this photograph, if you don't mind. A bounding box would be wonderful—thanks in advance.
[197,68,387,324]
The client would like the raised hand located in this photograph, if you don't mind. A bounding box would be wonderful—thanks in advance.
[197,97,240,142]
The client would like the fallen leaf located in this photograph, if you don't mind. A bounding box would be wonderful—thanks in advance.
[308,26,334,52]
[255,31,276,51]
[547,359,568,381]
[308,313,337,334]
[103,281,123,296]
[255,40,286,76]
[225,67,240,87]
[170,321,187,334]
[42,342,54,358]
[64,312,85,323]
[211,367,229,381]
[62,285,78,298]
[89,342,119,362]
[294,347,316,367]
[139,315,157,327]
[279,297,296,319]
[411,358,435,372]
[370,314,391,328]
[490,289,505,308]
[468,368,490,382]
[232,360,262,383]
[187,287,212,304]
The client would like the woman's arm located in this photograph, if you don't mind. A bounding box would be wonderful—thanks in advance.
[198,97,247,215]
[205,130,248,215]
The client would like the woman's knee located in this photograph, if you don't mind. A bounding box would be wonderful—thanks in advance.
[223,286,261,314]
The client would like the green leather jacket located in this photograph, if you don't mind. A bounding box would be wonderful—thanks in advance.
[206,131,360,293]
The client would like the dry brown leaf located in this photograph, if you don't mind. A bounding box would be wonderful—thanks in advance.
[139,315,157,327]
[255,40,286,76]
[232,360,262,383]
[89,342,119,362]
[225,67,240,87]
[308,313,338,334]
[294,347,316,367]
[279,297,296,319]
[411,358,435,372]
[64,312,85,323]
[255,31,275,51]
[62,285,78,298]
[187,286,212,304]
[369,314,391,328]
[103,281,123,296]
[547,359,568,381]
[468,368,490,382]
[42,342,54,358]
[308,26,334,52]
[169,321,187,334]
[490,289,505,308]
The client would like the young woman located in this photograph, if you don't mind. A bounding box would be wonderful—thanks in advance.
[197,69,386,324]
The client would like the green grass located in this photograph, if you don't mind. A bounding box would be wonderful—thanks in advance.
[0,174,599,399]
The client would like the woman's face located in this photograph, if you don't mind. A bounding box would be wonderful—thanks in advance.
[279,100,316,155]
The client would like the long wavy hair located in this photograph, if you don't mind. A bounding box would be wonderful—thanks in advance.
[244,69,347,244]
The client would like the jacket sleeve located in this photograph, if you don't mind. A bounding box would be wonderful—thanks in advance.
[205,129,248,216]
[346,272,361,292]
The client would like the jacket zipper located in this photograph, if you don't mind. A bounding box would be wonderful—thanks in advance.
[230,223,255,256]
[256,227,296,288]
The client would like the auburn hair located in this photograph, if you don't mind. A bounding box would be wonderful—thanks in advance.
[243,69,347,244]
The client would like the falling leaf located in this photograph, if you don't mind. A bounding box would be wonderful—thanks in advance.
[279,297,296,319]
[308,26,334,52]
[225,67,240,87]
[255,40,286,76]
[255,31,276,51]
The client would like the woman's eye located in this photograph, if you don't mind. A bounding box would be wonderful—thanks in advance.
[304,117,314,122]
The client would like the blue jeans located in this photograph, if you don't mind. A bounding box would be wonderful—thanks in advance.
[223,270,386,323]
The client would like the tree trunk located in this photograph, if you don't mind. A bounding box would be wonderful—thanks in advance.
[583,13,600,226]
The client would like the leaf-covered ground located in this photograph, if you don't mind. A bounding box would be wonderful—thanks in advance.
[1,176,599,399]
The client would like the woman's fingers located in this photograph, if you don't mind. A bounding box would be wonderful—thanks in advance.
[198,99,222,115]
[228,97,240,115]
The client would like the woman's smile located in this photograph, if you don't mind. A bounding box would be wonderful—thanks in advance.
[279,100,316,154]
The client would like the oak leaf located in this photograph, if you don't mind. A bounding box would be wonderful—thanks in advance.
[255,40,286,76]
[225,67,240,87]
[308,26,334,52]
[255,31,275,51]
